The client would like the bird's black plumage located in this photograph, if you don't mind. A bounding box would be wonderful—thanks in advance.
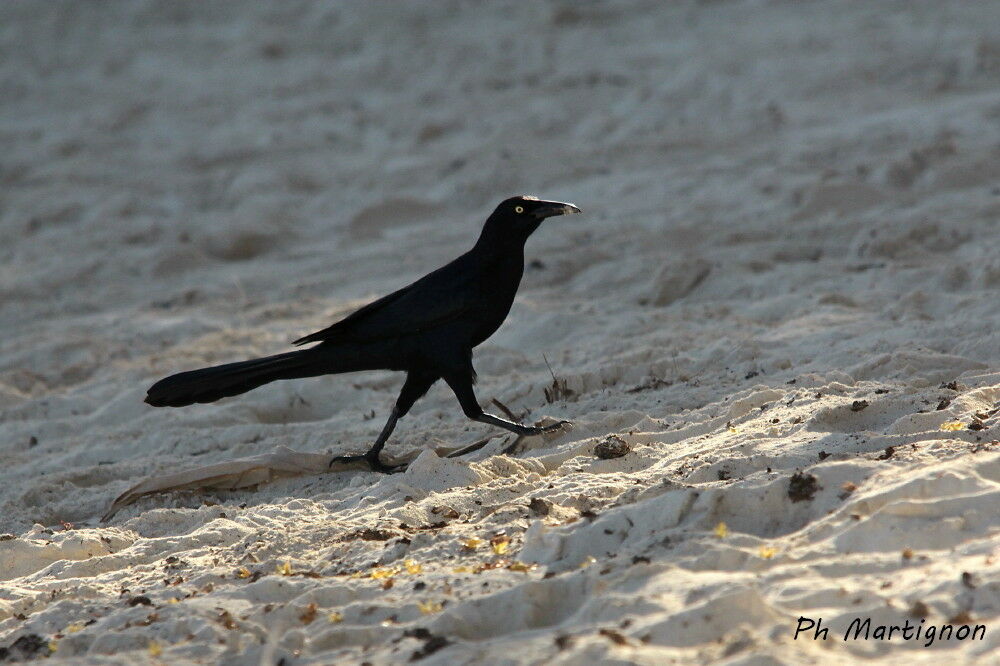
[145,196,581,471]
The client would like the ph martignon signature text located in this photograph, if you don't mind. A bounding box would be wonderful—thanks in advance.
[794,616,986,648]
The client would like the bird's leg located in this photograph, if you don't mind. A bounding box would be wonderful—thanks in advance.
[330,371,438,474]
[444,373,570,437]
[329,407,402,473]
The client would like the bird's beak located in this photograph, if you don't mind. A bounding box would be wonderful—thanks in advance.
[534,200,582,220]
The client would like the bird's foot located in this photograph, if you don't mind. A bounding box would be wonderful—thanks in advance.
[329,451,403,474]
[522,419,572,436]
[500,420,571,456]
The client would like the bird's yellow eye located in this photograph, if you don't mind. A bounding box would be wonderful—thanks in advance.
[515,206,524,214]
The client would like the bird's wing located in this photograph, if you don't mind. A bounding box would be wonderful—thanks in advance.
[293,284,413,345]
[293,255,479,346]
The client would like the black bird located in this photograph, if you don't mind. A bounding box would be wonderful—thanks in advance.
[145,196,581,471]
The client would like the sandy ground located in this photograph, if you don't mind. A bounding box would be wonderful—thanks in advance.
[2,1,1000,663]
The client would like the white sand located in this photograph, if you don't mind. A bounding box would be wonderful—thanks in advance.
[2,1,999,663]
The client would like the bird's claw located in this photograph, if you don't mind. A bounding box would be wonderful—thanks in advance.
[523,419,572,435]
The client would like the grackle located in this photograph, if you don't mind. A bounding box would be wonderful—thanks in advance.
[145,196,581,471]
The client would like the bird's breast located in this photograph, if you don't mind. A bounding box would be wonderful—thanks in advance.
[470,257,524,346]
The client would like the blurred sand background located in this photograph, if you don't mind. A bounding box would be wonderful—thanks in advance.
[2,1,999,663]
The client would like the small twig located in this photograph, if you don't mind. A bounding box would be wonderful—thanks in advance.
[444,436,496,459]
[542,353,557,382]
[502,435,525,456]
[541,353,573,404]
[491,398,518,422]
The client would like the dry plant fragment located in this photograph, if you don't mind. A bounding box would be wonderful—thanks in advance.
[490,534,511,555]
[599,628,630,646]
[102,443,498,520]
[507,561,537,572]
[787,472,821,502]
[217,610,237,630]
[299,602,318,625]
[418,600,444,615]
[543,354,575,403]
[474,559,510,573]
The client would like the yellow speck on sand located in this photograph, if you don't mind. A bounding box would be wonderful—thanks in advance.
[507,561,536,572]
[418,600,444,614]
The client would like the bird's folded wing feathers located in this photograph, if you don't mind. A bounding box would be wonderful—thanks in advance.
[293,258,478,345]
[293,283,413,345]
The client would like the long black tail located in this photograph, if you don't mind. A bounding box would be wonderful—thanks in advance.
[145,349,326,407]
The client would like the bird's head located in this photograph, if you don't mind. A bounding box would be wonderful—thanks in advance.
[479,195,581,247]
